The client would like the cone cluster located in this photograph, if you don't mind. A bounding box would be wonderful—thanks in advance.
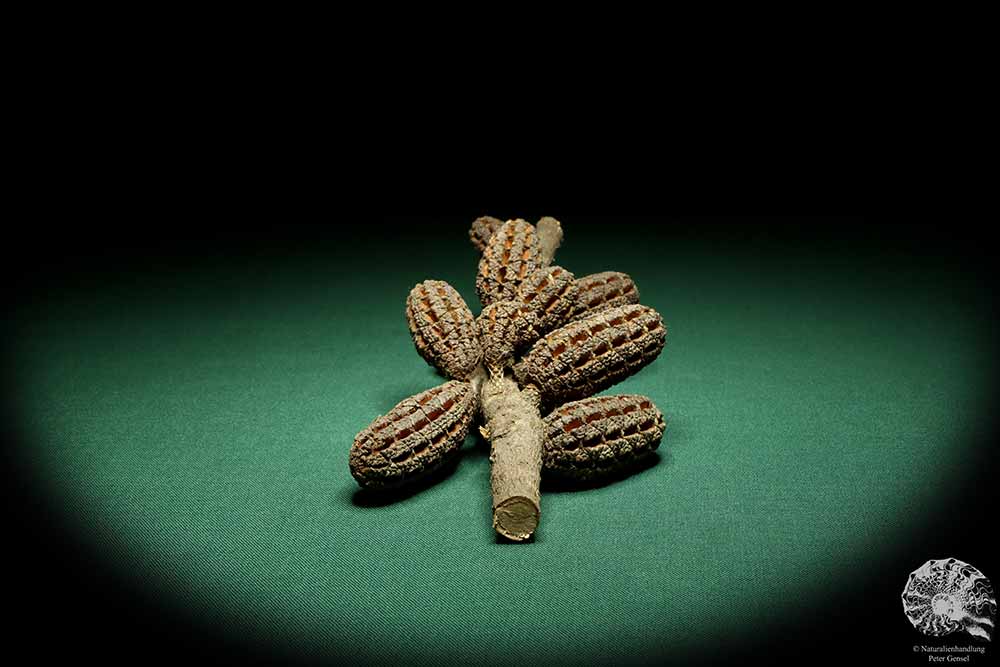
[350,217,669,541]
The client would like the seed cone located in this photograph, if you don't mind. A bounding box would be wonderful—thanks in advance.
[569,272,640,320]
[470,216,563,262]
[350,380,476,490]
[542,395,665,480]
[515,266,578,336]
[514,304,666,407]
[476,220,542,307]
[476,300,536,369]
[469,216,504,253]
[477,266,579,369]
[406,280,482,379]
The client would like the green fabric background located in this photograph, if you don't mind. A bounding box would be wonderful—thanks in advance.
[11,225,996,664]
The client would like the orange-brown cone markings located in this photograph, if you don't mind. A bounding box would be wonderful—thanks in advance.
[515,266,578,336]
[469,216,562,263]
[476,300,536,369]
[514,304,666,408]
[477,266,580,369]
[542,395,665,480]
[475,220,542,307]
[405,280,482,380]
[568,272,640,321]
[350,381,476,490]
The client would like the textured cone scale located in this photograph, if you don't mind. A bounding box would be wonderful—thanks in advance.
[469,216,504,253]
[569,272,639,320]
[515,266,578,336]
[476,300,538,368]
[476,220,542,307]
[479,267,580,368]
[350,381,476,490]
[514,304,666,406]
[406,280,482,380]
[543,395,665,480]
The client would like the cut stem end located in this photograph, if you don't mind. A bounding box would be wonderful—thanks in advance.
[493,495,540,541]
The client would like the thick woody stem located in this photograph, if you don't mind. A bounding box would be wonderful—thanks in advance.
[536,217,563,267]
[470,216,560,542]
[479,373,543,541]
[468,365,488,407]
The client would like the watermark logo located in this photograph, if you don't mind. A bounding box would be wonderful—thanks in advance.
[902,558,996,641]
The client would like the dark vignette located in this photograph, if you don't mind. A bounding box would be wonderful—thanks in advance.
[3,216,995,666]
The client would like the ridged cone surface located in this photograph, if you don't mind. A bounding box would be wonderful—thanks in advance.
[350,381,475,489]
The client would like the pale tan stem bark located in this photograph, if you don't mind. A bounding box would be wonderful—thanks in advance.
[479,373,542,541]
[536,217,563,267]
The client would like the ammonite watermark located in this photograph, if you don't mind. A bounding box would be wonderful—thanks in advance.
[902,558,996,641]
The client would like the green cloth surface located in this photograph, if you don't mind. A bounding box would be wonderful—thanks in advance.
[11,227,996,664]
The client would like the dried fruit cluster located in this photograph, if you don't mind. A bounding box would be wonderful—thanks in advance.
[350,217,669,541]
